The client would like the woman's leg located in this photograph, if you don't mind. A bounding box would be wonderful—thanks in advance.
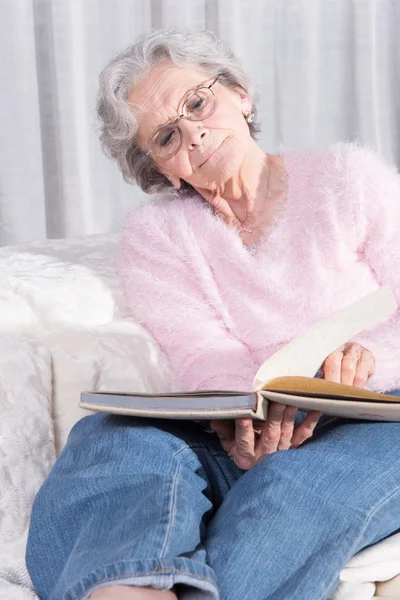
[206,416,400,600]
[26,413,242,600]
[89,584,178,599]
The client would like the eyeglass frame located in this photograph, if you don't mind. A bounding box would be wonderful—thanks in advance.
[144,75,221,159]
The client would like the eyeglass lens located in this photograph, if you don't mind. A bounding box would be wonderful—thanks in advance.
[150,87,215,157]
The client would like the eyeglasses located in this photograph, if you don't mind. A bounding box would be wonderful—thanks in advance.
[145,76,220,159]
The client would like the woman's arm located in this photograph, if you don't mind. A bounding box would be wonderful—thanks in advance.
[346,144,400,392]
[118,201,257,393]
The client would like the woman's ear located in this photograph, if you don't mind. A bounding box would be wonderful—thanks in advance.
[231,85,252,114]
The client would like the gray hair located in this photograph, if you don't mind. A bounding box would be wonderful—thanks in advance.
[97,29,261,196]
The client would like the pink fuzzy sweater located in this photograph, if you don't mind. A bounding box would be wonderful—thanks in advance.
[119,142,400,394]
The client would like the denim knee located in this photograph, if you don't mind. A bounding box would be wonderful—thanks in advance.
[243,424,400,521]
[60,413,204,479]
[27,413,220,600]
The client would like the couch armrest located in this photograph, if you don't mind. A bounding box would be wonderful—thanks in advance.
[37,321,170,454]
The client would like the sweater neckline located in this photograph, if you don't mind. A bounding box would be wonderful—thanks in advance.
[233,151,291,256]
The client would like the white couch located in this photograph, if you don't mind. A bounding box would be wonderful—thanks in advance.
[0,233,399,600]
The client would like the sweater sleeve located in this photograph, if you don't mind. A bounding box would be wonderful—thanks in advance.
[346,144,400,393]
[118,201,257,393]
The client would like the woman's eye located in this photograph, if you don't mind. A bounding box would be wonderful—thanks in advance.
[160,129,176,147]
[189,97,205,113]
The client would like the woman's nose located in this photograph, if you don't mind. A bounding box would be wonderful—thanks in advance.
[180,119,208,149]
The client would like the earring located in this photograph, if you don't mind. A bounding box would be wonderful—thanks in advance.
[243,111,255,124]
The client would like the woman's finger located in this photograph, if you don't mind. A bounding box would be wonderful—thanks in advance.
[232,418,256,469]
[277,405,297,451]
[322,346,344,383]
[210,419,235,440]
[290,410,322,449]
[258,402,286,456]
[352,349,375,388]
[210,419,236,452]
[340,343,362,386]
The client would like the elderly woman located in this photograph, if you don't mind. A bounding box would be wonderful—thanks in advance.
[26,30,400,600]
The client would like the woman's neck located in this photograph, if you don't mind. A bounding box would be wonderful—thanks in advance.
[201,143,287,246]
[223,144,272,221]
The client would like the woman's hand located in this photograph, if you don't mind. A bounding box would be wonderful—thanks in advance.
[211,343,375,470]
[321,342,375,387]
[210,404,322,471]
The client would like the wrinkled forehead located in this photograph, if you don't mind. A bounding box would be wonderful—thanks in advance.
[128,61,209,145]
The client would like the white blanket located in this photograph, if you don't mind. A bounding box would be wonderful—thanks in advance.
[0,335,54,600]
[333,533,400,599]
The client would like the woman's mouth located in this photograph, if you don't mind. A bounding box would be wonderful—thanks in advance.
[198,139,225,168]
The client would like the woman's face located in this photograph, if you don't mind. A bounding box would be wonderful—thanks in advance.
[129,61,253,193]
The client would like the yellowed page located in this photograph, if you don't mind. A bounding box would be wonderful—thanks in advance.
[263,376,400,401]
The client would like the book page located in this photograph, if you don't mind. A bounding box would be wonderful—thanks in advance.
[259,389,400,421]
[263,376,400,401]
[253,286,397,391]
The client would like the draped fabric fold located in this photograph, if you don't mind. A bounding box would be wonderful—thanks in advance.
[0,0,399,245]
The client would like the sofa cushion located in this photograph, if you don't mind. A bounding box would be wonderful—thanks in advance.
[40,323,170,454]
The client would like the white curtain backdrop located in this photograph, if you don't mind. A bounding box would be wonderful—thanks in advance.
[1,0,399,245]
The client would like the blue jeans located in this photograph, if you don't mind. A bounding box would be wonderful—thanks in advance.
[26,395,400,600]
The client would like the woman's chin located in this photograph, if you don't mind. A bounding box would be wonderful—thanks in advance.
[196,152,243,187]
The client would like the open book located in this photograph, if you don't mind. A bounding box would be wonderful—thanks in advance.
[80,286,400,422]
